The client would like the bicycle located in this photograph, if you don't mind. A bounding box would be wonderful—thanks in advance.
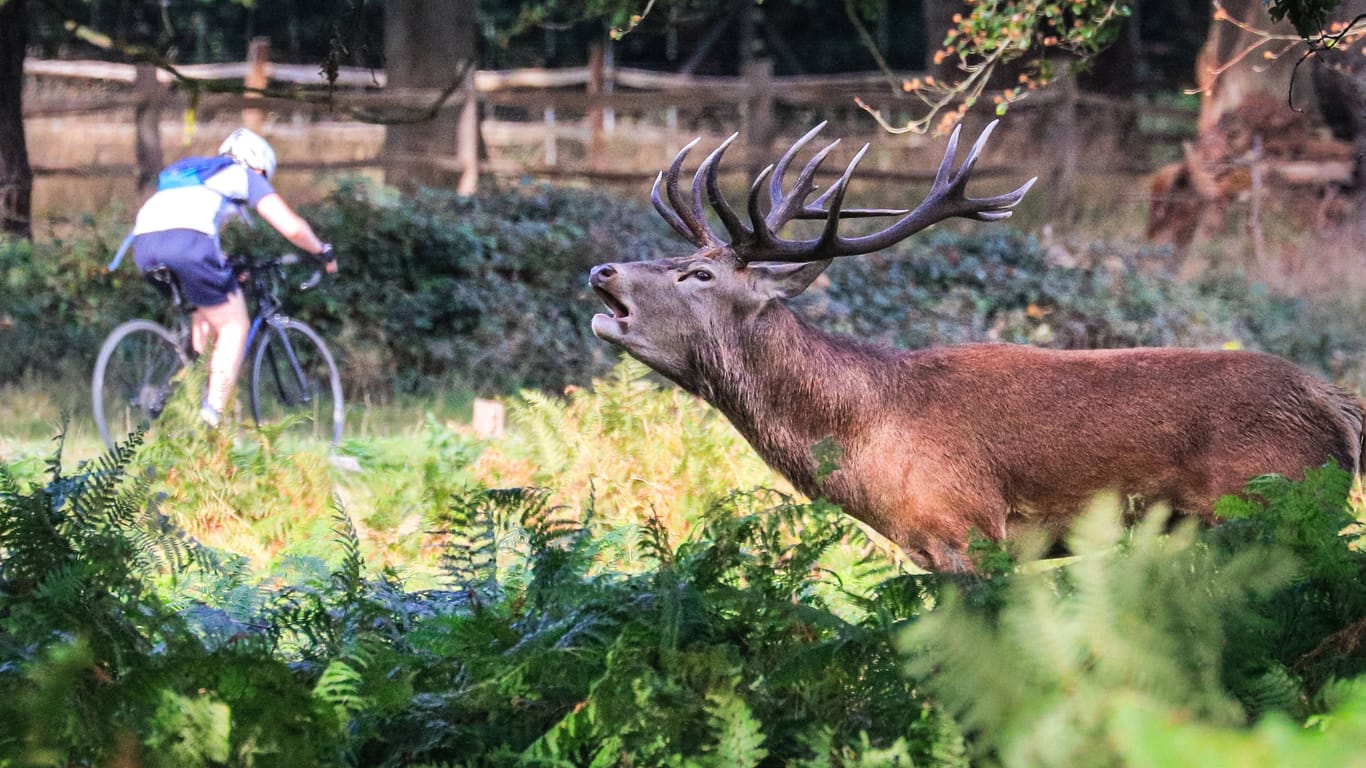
[92,254,344,449]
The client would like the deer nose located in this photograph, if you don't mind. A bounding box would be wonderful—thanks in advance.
[589,264,617,286]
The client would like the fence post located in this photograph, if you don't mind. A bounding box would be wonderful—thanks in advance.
[588,41,605,171]
[742,57,774,178]
[133,63,162,194]
[243,37,269,133]
[544,106,557,167]
[456,65,479,195]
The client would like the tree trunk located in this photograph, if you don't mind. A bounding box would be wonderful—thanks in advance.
[134,62,164,194]
[1147,0,1316,252]
[381,0,480,194]
[0,0,33,239]
[1193,0,1306,136]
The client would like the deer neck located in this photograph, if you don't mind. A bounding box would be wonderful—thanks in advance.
[688,304,897,496]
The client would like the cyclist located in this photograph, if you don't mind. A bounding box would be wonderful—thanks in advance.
[129,127,338,428]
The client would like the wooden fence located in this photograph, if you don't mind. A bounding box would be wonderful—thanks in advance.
[23,44,1202,219]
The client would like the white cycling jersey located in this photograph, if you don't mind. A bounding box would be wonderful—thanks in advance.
[133,161,275,238]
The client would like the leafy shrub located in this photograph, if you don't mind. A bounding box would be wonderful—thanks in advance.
[9,183,1366,400]
[4,418,1366,765]
[904,466,1366,767]
[0,217,165,382]
[223,178,682,397]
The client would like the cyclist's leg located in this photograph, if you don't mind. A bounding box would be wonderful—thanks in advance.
[190,308,212,356]
[135,229,241,425]
[193,291,249,423]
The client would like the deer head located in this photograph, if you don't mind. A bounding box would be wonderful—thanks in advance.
[590,121,1036,389]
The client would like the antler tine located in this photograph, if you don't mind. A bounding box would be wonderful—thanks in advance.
[966,176,1037,221]
[767,123,828,216]
[766,138,840,229]
[747,164,776,239]
[944,119,994,194]
[651,172,695,242]
[736,119,1033,263]
[659,136,722,248]
[680,133,736,249]
[744,144,871,263]
[823,119,1031,256]
[699,133,752,245]
[932,123,964,190]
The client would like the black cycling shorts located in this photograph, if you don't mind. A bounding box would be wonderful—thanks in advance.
[132,229,238,309]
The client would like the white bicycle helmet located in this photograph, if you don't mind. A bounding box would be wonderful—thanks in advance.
[218,127,278,180]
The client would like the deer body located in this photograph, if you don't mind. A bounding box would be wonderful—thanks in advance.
[589,122,1363,571]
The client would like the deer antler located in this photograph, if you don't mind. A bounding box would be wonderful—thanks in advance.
[652,123,910,254]
[651,121,1036,264]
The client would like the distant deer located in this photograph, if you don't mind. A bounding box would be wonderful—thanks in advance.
[588,121,1364,572]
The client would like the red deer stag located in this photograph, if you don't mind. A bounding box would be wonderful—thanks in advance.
[588,121,1364,572]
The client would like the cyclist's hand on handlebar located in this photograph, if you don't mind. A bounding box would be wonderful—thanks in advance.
[317,243,339,275]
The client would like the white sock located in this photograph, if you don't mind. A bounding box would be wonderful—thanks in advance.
[200,399,222,428]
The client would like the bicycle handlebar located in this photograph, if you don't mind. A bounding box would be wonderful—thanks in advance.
[237,253,326,293]
[298,270,325,292]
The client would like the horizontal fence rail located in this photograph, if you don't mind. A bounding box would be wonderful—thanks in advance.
[23,51,1207,202]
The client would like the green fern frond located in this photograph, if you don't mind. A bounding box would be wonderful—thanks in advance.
[1238,663,1305,720]
[512,388,574,476]
[328,502,365,600]
[32,563,86,610]
[436,485,504,601]
[698,684,768,768]
[641,508,676,568]
[313,643,374,717]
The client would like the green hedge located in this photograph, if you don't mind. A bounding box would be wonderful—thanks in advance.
[3,180,1365,396]
[224,179,682,396]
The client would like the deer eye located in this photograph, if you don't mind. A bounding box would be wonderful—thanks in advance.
[682,269,714,282]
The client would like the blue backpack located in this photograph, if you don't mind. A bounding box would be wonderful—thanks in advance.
[156,155,235,191]
[109,156,243,270]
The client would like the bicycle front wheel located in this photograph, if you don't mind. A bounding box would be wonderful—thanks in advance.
[249,318,344,446]
[92,319,188,449]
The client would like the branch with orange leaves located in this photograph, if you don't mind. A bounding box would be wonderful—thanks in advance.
[856,0,1130,136]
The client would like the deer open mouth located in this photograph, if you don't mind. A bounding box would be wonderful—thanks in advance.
[591,286,632,340]
[594,286,631,319]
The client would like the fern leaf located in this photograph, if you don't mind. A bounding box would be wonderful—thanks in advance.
[700,685,767,768]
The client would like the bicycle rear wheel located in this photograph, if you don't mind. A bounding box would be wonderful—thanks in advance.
[249,318,344,446]
[92,319,188,449]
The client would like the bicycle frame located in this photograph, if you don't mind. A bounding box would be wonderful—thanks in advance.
[238,256,325,409]
[158,254,323,406]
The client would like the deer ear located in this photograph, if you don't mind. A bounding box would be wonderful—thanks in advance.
[750,259,833,300]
